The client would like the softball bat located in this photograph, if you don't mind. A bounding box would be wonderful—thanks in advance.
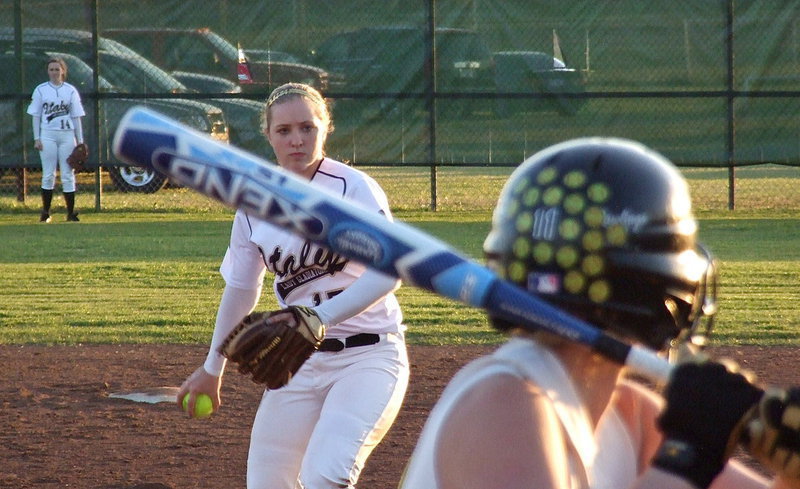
[111,106,673,383]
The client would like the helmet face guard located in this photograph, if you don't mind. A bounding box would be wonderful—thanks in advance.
[679,244,717,347]
[484,138,718,351]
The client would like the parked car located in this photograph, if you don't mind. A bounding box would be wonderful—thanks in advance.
[311,25,495,94]
[310,25,496,118]
[165,72,269,158]
[243,49,303,64]
[93,50,232,191]
[95,49,266,157]
[205,97,269,158]
[171,71,241,94]
[102,27,329,94]
[0,28,231,193]
[493,50,586,116]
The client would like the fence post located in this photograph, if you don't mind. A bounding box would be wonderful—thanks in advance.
[425,0,438,211]
[89,0,103,210]
[725,0,736,210]
[14,167,27,202]
[14,0,28,203]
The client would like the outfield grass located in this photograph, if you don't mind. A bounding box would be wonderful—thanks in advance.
[3,163,799,214]
[0,195,798,346]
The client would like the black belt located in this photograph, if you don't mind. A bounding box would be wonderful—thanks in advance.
[318,333,381,352]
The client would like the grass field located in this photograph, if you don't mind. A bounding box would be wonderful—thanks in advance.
[1,184,798,347]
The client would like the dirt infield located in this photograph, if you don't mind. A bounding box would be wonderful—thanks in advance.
[1,344,798,489]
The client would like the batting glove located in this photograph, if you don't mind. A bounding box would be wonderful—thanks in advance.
[652,359,763,488]
[743,387,800,482]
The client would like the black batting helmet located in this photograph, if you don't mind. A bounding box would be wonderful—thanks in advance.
[484,138,717,351]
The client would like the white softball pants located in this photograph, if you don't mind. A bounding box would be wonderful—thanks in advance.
[38,129,76,192]
[247,332,409,489]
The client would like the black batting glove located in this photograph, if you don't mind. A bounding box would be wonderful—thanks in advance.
[652,360,763,489]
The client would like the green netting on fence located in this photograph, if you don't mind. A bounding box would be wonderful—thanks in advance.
[1,0,799,210]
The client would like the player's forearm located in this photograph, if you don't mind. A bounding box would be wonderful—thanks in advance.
[312,268,400,325]
[203,284,261,376]
[32,115,40,140]
[72,118,84,144]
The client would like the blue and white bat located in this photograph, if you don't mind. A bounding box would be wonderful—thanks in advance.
[112,106,673,383]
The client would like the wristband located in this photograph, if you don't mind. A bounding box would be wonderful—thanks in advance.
[652,439,722,489]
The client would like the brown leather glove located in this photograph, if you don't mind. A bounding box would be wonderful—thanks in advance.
[219,306,325,389]
[67,143,89,171]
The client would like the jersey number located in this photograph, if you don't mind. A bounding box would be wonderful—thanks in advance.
[60,119,72,130]
[312,288,344,306]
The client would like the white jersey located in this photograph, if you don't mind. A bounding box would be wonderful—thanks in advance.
[219,157,403,337]
[400,337,638,489]
[27,82,86,132]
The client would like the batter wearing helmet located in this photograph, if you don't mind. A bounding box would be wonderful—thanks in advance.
[400,138,800,489]
[27,57,85,222]
[178,83,409,489]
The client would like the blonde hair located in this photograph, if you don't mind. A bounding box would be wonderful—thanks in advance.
[262,82,332,134]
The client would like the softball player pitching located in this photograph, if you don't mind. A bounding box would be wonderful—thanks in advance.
[178,83,409,489]
[400,138,800,489]
[27,57,85,222]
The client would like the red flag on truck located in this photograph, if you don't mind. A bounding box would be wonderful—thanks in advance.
[237,43,254,84]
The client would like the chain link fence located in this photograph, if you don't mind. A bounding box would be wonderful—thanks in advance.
[2,0,799,215]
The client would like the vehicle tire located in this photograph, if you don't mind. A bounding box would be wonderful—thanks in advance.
[107,165,168,193]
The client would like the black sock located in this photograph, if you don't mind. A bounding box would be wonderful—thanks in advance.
[64,191,76,215]
[41,188,53,214]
